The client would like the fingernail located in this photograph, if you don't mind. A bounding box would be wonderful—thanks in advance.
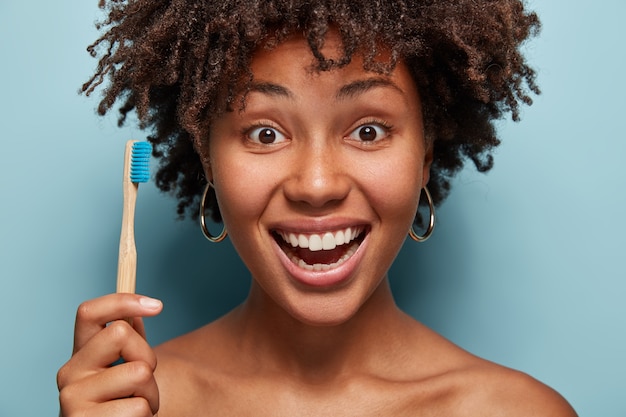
[139,296,162,310]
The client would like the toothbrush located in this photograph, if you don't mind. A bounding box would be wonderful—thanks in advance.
[117,140,151,296]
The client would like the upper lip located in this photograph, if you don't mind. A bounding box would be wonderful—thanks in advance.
[267,217,370,234]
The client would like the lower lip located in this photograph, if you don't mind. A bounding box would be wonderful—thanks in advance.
[272,235,368,289]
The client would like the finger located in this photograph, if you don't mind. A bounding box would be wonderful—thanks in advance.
[60,361,159,416]
[73,294,162,352]
[59,320,157,389]
[101,397,156,417]
[77,320,156,373]
[61,394,156,417]
[96,361,160,414]
[132,317,147,340]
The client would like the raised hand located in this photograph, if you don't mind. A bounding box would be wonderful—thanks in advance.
[57,293,163,417]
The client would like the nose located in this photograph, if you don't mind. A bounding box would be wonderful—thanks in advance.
[282,141,351,209]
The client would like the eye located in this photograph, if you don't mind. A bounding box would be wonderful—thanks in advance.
[247,126,287,144]
[347,123,389,142]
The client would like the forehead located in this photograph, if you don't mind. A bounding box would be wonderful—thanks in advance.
[255,29,348,64]
[246,31,418,103]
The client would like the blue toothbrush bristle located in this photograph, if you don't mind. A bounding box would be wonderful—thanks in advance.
[130,141,152,183]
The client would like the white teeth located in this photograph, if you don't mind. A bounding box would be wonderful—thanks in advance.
[309,234,323,251]
[287,242,359,271]
[322,233,335,250]
[279,227,363,252]
[335,230,345,246]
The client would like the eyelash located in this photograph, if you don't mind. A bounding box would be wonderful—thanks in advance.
[240,118,394,145]
[241,122,287,145]
[348,119,394,142]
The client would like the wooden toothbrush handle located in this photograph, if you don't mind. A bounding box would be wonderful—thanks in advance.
[117,141,138,294]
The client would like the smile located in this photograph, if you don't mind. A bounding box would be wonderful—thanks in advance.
[272,227,367,272]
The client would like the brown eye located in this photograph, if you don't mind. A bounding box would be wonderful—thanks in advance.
[259,128,276,143]
[247,126,286,144]
[348,123,388,142]
[359,126,377,141]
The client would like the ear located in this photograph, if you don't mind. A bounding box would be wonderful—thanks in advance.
[192,133,214,184]
[421,143,434,188]
[204,164,214,184]
[200,153,214,184]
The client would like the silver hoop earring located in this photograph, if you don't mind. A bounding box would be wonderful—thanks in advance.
[200,182,227,243]
[409,187,435,242]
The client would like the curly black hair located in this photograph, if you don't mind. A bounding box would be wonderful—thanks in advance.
[84,0,540,222]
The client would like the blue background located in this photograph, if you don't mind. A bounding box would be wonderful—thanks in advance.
[1,1,625,416]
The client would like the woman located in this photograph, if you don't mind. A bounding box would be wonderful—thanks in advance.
[57,1,577,415]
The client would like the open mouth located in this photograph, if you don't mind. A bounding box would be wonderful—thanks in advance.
[272,226,367,271]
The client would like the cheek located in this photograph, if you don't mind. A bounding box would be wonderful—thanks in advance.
[361,151,424,222]
[211,157,277,231]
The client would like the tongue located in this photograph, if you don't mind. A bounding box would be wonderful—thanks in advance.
[295,245,348,265]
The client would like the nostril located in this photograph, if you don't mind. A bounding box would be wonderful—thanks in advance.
[282,171,351,208]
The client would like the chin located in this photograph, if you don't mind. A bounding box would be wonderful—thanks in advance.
[280,286,374,328]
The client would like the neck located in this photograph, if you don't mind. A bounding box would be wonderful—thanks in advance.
[230,278,411,382]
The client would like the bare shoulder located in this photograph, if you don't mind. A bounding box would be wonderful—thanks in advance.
[399,323,577,417]
[451,362,578,417]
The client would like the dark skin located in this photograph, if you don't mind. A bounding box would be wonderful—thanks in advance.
[61,290,574,416]
[154,285,573,417]
[58,34,577,417]
[83,0,541,221]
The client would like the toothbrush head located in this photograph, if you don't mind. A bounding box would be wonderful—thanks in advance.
[130,141,152,183]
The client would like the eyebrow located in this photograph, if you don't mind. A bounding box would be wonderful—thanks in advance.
[335,78,404,101]
[248,82,294,99]
[247,77,403,101]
